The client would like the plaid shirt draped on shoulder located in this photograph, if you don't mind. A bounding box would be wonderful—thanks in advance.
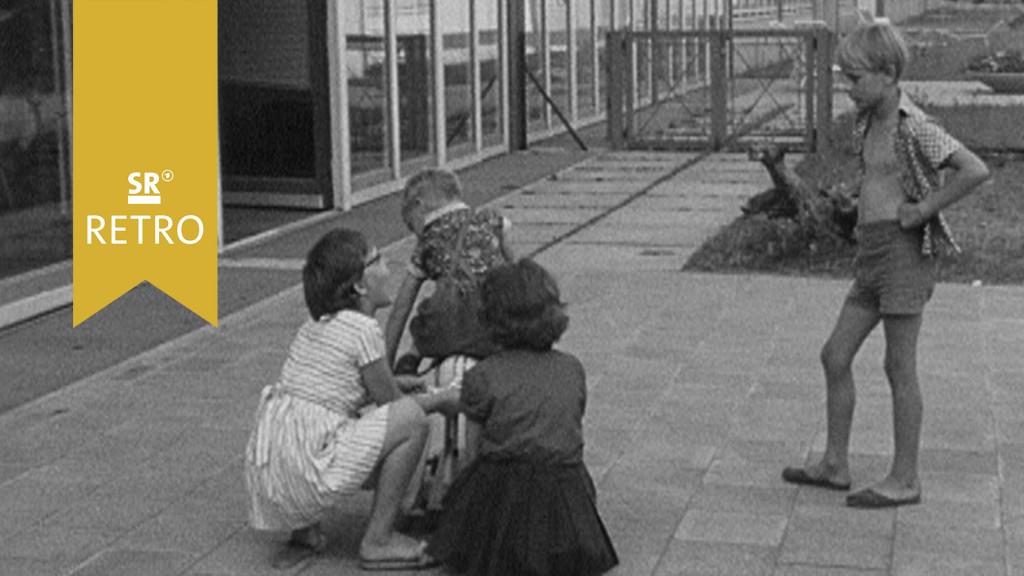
[852,92,964,257]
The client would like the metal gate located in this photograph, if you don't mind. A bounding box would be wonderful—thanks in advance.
[606,24,834,152]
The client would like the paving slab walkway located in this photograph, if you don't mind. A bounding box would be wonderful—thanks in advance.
[1,150,1022,576]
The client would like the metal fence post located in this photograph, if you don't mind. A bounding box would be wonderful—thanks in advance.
[625,31,635,148]
[508,0,528,151]
[709,27,727,150]
[804,30,816,149]
[607,30,625,149]
[814,26,833,150]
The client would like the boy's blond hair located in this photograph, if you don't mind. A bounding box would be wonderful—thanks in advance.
[836,21,910,80]
[401,169,462,212]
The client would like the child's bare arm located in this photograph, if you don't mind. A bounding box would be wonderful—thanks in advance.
[384,273,424,366]
[898,148,991,229]
[362,359,457,414]
[499,217,515,262]
[360,358,404,405]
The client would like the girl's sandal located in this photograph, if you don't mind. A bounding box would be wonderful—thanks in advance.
[271,526,326,570]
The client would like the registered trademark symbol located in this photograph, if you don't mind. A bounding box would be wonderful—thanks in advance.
[161,170,174,182]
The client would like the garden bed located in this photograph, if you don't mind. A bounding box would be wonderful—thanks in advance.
[902,80,1024,150]
[683,5,1024,286]
[682,143,1024,285]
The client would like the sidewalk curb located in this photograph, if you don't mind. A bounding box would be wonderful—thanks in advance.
[0,216,343,332]
[0,285,73,329]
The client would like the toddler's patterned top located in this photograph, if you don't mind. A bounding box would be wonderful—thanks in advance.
[409,202,510,285]
[852,91,965,257]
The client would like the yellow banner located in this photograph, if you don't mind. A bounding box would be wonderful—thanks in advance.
[74,0,218,327]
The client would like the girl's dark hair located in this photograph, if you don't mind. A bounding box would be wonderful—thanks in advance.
[479,259,568,351]
[302,229,368,320]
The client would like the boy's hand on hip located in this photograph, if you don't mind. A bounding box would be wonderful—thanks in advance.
[898,201,929,230]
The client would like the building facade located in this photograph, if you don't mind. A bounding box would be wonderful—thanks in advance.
[1,0,922,280]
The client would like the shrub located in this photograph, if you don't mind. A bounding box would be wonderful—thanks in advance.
[966,50,1024,73]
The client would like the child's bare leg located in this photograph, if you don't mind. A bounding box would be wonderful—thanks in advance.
[872,313,924,497]
[361,397,429,560]
[807,301,879,484]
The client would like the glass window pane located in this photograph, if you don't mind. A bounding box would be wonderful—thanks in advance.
[616,0,631,28]
[526,0,547,132]
[546,0,569,129]
[634,0,649,30]
[344,1,390,176]
[654,0,671,98]
[0,0,72,278]
[220,0,316,180]
[480,0,503,147]
[635,0,651,100]
[397,4,433,164]
[597,0,612,111]
[669,0,684,86]
[441,0,473,154]
[576,0,595,118]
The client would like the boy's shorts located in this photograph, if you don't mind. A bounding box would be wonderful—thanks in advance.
[845,220,937,316]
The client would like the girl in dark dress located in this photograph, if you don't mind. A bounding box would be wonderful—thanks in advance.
[428,259,618,576]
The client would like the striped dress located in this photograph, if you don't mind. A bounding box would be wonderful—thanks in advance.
[245,310,390,531]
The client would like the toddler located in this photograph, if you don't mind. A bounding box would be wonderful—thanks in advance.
[384,168,513,370]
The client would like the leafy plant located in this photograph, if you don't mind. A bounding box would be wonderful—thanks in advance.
[966,50,1024,73]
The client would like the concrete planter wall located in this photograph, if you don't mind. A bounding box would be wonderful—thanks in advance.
[966,72,1024,94]
[903,81,1024,151]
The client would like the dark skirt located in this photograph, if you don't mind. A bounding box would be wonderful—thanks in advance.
[427,458,619,576]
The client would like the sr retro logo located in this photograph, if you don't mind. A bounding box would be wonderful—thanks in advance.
[85,170,205,246]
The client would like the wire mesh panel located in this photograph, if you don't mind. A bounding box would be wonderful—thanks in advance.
[725,29,816,146]
[643,34,712,147]
[607,25,832,152]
